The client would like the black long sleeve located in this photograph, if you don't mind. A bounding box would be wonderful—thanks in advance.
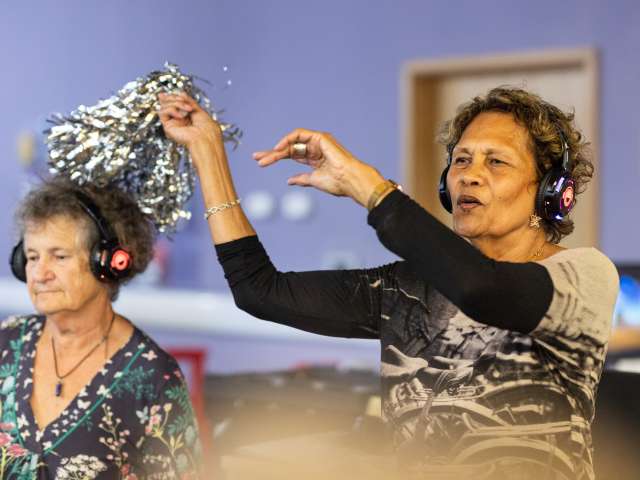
[216,190,554,337]
[368,189,553,333]
[216,236,388,338]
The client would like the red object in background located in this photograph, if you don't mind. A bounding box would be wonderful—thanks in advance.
[291,360,337,371]
[166,348,212,456]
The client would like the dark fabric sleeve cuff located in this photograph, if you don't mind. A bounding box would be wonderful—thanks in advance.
[215,235,262,258]
[367,188,409,229]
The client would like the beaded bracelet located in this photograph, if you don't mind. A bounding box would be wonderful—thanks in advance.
[204,198,242,220]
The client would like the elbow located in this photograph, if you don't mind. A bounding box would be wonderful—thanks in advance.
[231,284,266,318]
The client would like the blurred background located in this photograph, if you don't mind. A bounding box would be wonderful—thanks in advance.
[1,1,639,477]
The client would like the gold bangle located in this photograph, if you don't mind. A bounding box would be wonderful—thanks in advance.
[204,198,241,220]
[367,180,401,211]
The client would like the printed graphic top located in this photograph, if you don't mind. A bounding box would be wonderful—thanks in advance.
[215,190,619,480]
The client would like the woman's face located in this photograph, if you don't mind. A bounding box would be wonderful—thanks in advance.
[23,215,108,316]
[447,111,539,241]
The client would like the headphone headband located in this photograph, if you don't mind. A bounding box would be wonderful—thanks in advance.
[73,190,118,243]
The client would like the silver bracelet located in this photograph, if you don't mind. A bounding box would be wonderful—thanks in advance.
[204,198,241,220]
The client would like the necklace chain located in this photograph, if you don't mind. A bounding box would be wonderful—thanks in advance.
[530,242,546,261]
[51,312,116,396]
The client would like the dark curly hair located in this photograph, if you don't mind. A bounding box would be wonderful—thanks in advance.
[438,86,593,243]
[15,177,156,300]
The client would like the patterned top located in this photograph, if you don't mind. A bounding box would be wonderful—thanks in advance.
[217,184,622,479]
[0,315,202,479]
[378,248,619,479]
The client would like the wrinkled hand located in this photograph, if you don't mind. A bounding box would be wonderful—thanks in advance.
[157,92,222,151]
[253,129,382,203]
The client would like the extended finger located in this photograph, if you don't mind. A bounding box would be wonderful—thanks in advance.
[255,130,325,167]
[273,128,317,151]
[253,148,291,167]
[287,172,313,187]
[253,146,318,167]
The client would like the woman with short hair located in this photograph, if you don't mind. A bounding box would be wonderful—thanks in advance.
[1,179,201,479]
[159,87,618,480]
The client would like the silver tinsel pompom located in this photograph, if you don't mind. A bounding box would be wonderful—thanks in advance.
[45,62,242,232]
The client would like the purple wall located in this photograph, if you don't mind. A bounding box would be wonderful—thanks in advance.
[1,0,639,292]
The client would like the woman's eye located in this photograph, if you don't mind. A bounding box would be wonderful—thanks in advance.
[26,256,37,262]
[55,255,68,261]
[453,157,470,165]
[490,158,505,165]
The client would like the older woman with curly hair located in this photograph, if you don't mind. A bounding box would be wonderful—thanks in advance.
[1,179,201,479]
[159,87,618,480]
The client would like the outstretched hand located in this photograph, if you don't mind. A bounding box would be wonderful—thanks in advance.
[253,128,384,205]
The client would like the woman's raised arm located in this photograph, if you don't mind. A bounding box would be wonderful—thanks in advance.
[157,94,383,338]
[158,92,255,244]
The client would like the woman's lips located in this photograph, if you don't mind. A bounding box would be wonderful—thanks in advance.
[456,194,483,211]
[458,202,481,211]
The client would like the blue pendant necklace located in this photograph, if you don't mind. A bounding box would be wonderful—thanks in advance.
[51,312,116,397]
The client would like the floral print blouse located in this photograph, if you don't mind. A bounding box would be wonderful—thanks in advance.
[0,315,202,479]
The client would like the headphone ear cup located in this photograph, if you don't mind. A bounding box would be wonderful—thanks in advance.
[535,171,554,220]
[90,241,132,282]
[109,248,132,276]
[90,243,109,281]
[536,169,575,222]
[439,166,453,213]
[10,240,27,283]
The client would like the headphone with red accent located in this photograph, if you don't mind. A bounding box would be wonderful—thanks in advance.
[10,190,133,283]
[438,131,576,222]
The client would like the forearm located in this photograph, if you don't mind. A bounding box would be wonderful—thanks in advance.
[189,138,256,244]
[343,162,386,208]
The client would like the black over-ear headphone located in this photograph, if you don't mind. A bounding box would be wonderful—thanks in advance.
[438,131,576,222]
[10,190,133,283]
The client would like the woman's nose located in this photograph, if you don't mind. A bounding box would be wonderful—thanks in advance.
[459,160,486,186]
[29,259,55,282]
